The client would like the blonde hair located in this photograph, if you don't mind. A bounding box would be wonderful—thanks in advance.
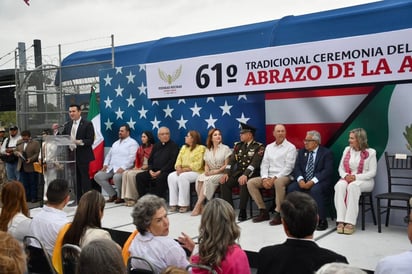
[198,198,240,268]
[0,231,26,274]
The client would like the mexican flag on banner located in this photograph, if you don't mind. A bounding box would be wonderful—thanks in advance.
[88,85,104,179]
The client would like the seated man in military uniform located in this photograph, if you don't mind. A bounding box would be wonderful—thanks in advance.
[220,122,265,221]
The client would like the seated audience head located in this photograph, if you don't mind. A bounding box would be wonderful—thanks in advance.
[281,191,318,239]
[198,198,240,268]
[0,181,29,232]
[316,262,366,274]
[142,130,155,146]
[131,194,168,236]
[77,239,126,274]
[349,128,369,151]
[185,130,202,150]
[63,190,106,244]
[157,127,171,143]
[46,179,70,207]
[205,128,222,149]
[0,231,26,274]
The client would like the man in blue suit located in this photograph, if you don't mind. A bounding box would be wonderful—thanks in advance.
[287,130,333,231]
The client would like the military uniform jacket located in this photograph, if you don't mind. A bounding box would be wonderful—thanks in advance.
[225,140,265,178]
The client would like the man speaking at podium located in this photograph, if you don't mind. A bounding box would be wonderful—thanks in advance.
[62,104,95,205]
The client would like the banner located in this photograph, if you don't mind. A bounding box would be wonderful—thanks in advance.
[146,28,412,99]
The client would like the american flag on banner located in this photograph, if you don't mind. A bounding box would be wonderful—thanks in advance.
[99,65,266,147]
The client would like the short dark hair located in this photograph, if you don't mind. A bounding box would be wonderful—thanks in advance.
[46,179,69,205]
[281,192,318,238]
[69,104,81,111]
[121,124,130,132]
[20,130,31,137]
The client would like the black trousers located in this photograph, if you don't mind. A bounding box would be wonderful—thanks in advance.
[136,171,169,200]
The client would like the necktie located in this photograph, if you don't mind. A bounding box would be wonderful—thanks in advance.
[71,121,77,140]
[306,151,314,181]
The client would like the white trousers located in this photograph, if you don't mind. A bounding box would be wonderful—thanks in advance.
[334,179,374,225]
[168,171,199,206]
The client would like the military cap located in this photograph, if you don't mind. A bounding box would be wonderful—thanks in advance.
[240,122,256,134]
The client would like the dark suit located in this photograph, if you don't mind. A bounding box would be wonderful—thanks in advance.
[288,146,333,219]
[136,139,179,199]
[257,238,348,274]
[62,118,95,201]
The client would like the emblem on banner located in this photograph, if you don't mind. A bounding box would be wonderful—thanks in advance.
[158,65,182,85]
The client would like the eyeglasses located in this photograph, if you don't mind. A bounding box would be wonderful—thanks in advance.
[303,139,316,143]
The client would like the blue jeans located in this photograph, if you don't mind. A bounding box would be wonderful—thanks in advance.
[5,161,20,181]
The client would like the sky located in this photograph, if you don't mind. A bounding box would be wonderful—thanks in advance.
[0,0,377,70]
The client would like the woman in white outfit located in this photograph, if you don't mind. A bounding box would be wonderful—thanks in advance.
[121,131,154,206]
[0,181,32,241]
[334,128,377,235]
[168,130,205,213]
[191,128,232,216]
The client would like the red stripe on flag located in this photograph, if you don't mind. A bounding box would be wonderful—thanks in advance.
[89,141,104,179]
[266,123,342,149]
[265,86,375,100]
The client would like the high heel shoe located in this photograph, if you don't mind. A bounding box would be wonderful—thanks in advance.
[191,203,203,216]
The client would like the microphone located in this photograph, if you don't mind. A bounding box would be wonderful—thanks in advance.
[58,121,69,129]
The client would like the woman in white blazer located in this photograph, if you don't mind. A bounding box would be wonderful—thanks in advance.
[334,128,377,235]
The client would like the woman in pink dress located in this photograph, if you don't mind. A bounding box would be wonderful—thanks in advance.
[179,198,251,274]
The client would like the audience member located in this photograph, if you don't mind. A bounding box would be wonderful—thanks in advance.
[53,190,112,273]
[0,125,21,181]
[0,181,32,241]
[220,122,265,221]
[121,130,155,206]
[375,211,412,274]
[136,127,179,199]
[78,239,126,274]
[0,231,26,274]
[257,192,348,274]
[247,124,297,225]
[334,128,377,235]
[287,130,333,231]
[30,179,70,255]
[38,129,55,201]
[95,124,138,204]
[0,127,7,185]
[316,262,366,274]
[168,130,205,213]
[129,194,189,273]
[192,128,232,216]
[16,130,40,203]
[62,104,95,204]
[180,198,251,274]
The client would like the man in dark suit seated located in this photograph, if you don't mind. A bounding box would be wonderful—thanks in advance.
[287,130,333,231]
[257,192,348,274]
[136,127,179,200]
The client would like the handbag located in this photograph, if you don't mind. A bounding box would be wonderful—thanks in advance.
[33,162,43,174]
